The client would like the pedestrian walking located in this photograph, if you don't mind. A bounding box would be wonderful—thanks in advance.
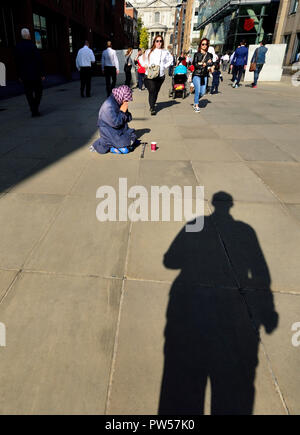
[76,41,95,98]
[101,41,120,97]
[221,53,230,71]
[210,63,223,94]
[192,38,214,113]
[250,40,268,88]
[124,47,134,87]
[139,35,173,116]
[91,85,137,155]
[135,49,146,91]
[15,28,45,117]
[231,41,248,88]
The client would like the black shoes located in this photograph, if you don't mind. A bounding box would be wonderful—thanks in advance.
[150,109,156,116]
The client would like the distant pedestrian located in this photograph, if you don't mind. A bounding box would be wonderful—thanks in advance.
[15,28,45,117]
[135,49,146,91]
[221,53,229,71]
[192,38,214,113]
[91,85,136,155]
[231,40,248,88]
[251,40,268,88]
[139,35,173,116]
[76,41,95,98]
[210,63,223,94]
[102,41,120,97]
[124,47,133,87]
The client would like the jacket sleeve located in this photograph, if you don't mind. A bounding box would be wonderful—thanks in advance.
[102,102,127,129]
[164,50,174,69]
[244,48,249,65]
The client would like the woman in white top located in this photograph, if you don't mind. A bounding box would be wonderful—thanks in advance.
[139,35,173,115]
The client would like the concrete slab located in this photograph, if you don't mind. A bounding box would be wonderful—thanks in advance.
[185,139,241,162]
[249,162,300,203]
[210,201,300,293]
[11,155,88,195]
[0,158,42,193]
[0,193,63,269]
[24,196,130,277]
[0,270,18,300]
[244,290,300,414]
[0,273,122,414]
[108,280,285,415]
[192,162,277,203]
[229,139,295,162]
[126,205,237,288]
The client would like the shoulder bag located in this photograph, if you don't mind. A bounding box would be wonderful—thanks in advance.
[147,51,162,80]
[249,47,259,72]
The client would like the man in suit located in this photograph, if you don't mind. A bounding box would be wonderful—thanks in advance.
[15,28,45,117]
[231,40,248,88]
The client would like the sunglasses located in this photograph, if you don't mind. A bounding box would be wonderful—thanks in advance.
[155,40,163,43]
[201,43,208,46]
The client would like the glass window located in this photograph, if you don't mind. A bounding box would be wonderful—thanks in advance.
[289,0,298,14]
[33,13,47,49]
[155,12,160,23]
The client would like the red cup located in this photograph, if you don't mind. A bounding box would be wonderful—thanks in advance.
[151,142,157,152]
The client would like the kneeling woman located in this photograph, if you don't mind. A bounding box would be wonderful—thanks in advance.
[92,85,136,154]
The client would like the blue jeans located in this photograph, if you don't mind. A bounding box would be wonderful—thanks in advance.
[193,76,207,105]
[138,72,145,90]
[253,64,264,85]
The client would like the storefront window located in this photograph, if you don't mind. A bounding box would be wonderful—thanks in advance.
[33,13,48,49]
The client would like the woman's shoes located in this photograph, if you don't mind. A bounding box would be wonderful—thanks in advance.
[150,108,156,116]
[194,106,200,113]
[110,147,129,154]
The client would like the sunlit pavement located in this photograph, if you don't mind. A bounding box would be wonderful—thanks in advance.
[0,73,299,414]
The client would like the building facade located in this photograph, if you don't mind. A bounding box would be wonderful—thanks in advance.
[196,0,280,53]
[273,0,300,64]
[125,2,139,48]
[129,0,178,48]
[0,0,126,82]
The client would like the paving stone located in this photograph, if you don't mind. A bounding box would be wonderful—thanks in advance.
[0,273,121,414]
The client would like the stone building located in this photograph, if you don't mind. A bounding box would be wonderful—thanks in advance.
[130,0,178,48]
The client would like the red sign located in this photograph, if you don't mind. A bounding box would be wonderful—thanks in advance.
[244,18,255,31]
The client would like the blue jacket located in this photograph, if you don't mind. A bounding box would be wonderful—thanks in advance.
[232,46,248,66]
[92,96,136,154]
[251,46,268,64]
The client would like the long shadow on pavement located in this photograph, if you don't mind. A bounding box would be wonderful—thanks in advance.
[159,191,279,415]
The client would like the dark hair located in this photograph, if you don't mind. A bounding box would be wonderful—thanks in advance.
[261,40,267,46]
[198,38,210,52]
[178,56,184,63]
[214,62,220,71]
[240,39,247,46]
[148,34,165,60]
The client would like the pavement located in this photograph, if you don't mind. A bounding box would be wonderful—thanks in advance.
[0,72,299,415]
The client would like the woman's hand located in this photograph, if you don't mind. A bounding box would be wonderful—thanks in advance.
[120,102,129,113]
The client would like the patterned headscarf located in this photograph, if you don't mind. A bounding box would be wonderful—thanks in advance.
[112,85,133,106]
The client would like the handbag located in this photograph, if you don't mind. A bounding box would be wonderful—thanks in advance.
[147,51,162,80]
[249,47,259,72]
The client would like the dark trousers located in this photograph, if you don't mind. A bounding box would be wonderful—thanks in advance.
[138,72,145,90]
[125,66,132,87]
[23,79,43,114]
[210,84,219,94]
[144,75,165,110]
[104,66,117,96]
[233,65,244,85]
[80,67,92,96]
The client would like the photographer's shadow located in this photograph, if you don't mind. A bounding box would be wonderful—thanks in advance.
[159,192,278,415]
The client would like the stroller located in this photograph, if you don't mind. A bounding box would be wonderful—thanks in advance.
[169,72,188,99]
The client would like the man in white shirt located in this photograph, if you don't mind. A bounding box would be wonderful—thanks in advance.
[101,41,120,96]
[76,41,95,97]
